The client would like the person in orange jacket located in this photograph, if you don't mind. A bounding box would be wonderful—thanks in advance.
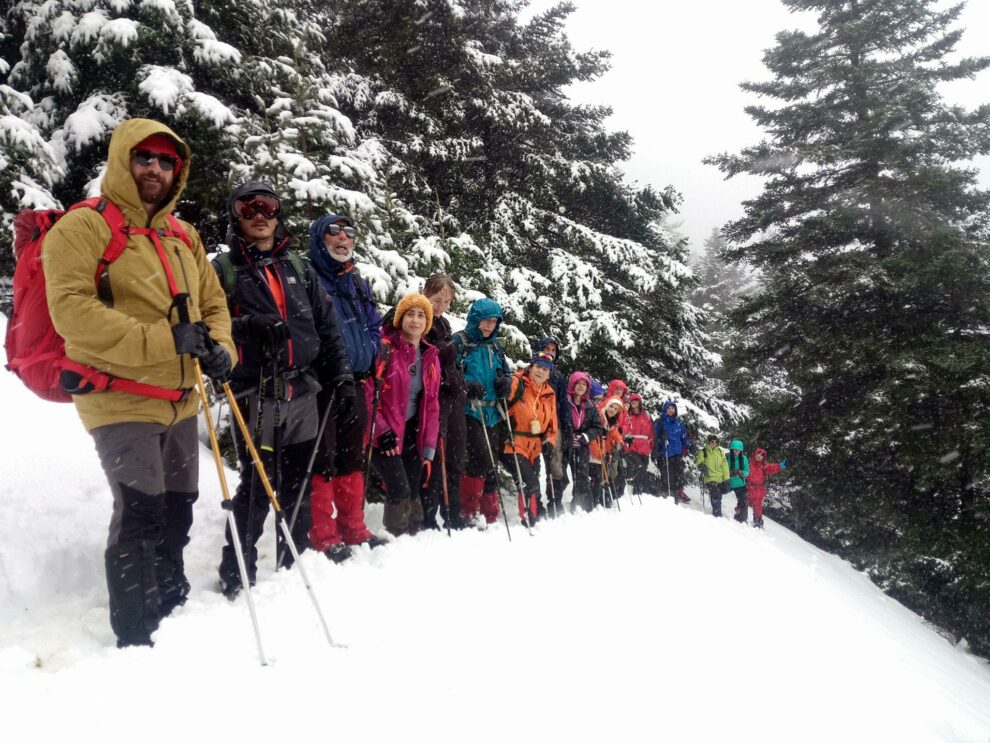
[589,396,625,508]
[500,352,559,524]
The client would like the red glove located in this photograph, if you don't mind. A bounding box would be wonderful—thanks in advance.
[421,459,433,488]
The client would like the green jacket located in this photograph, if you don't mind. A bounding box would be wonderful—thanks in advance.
[696,444,730,484]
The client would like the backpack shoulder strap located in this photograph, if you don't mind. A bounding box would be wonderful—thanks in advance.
[68,198,129,301]
[284,251,311,291]
[164,214,193,249]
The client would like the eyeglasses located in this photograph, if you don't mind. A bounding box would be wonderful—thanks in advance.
[132,150,179,171]
[325,224,356,238]
[234,194,281,220]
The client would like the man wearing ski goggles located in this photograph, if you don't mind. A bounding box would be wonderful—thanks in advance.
[232,193,281,220]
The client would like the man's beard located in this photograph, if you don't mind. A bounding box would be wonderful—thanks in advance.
[330,246,354,263]
[137,176,170,206]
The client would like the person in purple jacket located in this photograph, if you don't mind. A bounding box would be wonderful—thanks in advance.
[364,293,441,536]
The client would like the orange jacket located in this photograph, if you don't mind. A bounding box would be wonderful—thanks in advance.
[502,370,558,463]
[590,399,624,464]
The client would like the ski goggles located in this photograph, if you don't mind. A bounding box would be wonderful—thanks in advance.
[325,224,356,238]
[131,150,180,171]
[233,194,281,220]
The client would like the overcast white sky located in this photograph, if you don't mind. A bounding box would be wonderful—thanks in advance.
[523,0,990,252]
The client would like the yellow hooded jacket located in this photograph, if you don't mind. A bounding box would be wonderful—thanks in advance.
[42,119,234,431]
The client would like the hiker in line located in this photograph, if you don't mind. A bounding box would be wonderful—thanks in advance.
[305,213,387,561]
[746,448,787,529]
[453,298,512,527]
[421,274,467,530]
[501,351,560,525]
[590,396,625,508]
[43,119,234,647]
[534,336,570,517]
[727,439,750,523]
[215,182,355,596]
[654,400,692,502]
[622,393,655,496]
[565,371,604,513]
[366,294,441,536]
[697,434,731,517]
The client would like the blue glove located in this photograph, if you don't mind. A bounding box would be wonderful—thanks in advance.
[780,458,788,470]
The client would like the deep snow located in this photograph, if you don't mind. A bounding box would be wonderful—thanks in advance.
[1,318,990,742]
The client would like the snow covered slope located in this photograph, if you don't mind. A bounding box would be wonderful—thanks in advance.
[1,317,989,742]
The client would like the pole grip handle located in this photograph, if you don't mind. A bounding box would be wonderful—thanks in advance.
[173,292,191,324]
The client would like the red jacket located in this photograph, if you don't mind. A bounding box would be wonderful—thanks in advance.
[364,325,441,461]
[745,448,782,501]
[623,409,655,456]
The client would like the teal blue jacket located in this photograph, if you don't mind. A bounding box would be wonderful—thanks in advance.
[727,450,749,489]
[452,298,510,427]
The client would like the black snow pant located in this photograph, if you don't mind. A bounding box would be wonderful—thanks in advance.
[568,445,593,512]
[219,393,318,588]
[657,453,686,498]
[372,412,425,537]
[732,485,748,521]
[423,392,466,530]
[625,451,651,496]
[706,481,726,517]
[313,380,367,478]
[543,433,569,514]
[464,412,506,486]
[501,451,543,523]
[91,416,199,647]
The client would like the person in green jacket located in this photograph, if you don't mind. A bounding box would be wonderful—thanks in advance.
[727,439,750,523]
[696,434,730,517]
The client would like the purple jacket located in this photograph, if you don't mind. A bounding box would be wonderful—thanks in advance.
[364,325,441,461]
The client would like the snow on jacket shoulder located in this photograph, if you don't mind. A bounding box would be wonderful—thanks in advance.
[43,118,233,432]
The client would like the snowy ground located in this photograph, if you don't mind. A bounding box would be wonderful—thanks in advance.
[2,323,990,742]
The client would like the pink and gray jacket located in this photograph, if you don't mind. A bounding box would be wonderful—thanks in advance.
[364,325,441,461]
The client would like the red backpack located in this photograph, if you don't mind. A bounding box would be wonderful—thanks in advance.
[5,197,192,402]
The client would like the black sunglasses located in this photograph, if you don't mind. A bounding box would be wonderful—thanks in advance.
[326,224,356,237]
[132,150,179,171]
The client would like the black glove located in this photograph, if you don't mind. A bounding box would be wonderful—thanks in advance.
[572,433,588,448]
[199,345,232,381]
[331,377,357,426]
[377,429,398,452]
[494,374,512,399]
[465,381,485,400]
[172,322,211,357]
[246,314,287,346]
[542,439,555,456]
[623,435,634,446]
[698,463,709,478]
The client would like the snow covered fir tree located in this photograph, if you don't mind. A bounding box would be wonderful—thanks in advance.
[707,0,990,654]
[2,0,990,664]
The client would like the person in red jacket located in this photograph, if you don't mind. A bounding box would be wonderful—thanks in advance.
[365,294,441,536]
[746,448,787,528]
[621,393,655,495]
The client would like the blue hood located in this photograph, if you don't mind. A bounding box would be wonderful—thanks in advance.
[536,335,561,363]
[465,298,504,343]
[307,214,353,281]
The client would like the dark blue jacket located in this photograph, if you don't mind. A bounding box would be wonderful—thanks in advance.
[307,215,381,374]
[654,400,691,458]
[535,335,571,439]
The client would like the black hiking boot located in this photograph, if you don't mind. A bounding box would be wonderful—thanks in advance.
[323,543,353,564]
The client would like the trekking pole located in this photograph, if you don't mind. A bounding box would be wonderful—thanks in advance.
[271,349,286,572]
[547,464,557,519]
[286,392,334,536]
[363,350,390,506]
[498,400,534,534]
[172,294,266,666]
[439,435,451,538]
[223,379,339,647]
[471,400,512,541]
[606,451,621,511]
[700,472,707,515]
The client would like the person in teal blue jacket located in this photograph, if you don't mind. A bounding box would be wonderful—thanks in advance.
[727,439,750,522]
[452,298,511,525]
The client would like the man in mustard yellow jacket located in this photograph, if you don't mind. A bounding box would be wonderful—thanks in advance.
[43,119,234,648]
